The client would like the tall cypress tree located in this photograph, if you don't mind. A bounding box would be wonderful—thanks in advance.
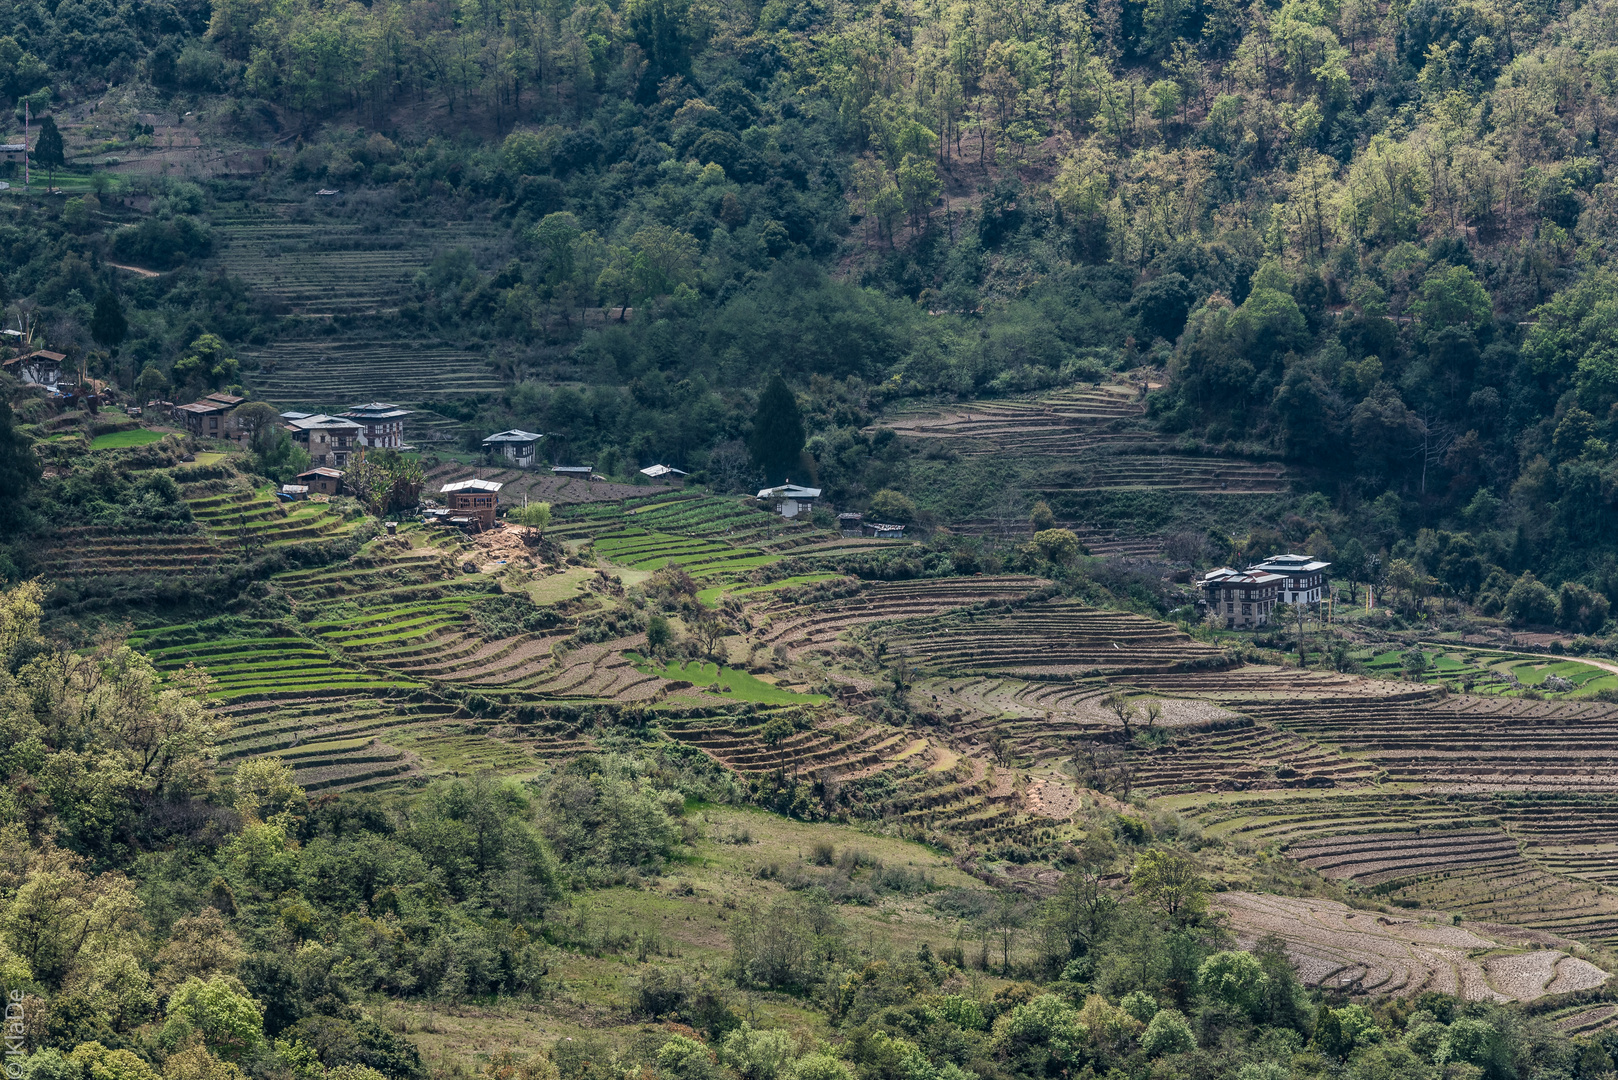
[91,292,128,350]
[748,374,805,485]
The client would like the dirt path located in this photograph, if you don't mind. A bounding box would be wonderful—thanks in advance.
[108,262,161,277]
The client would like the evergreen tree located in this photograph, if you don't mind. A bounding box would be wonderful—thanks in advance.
[33,115,64,187]
[747,374,805,485]
[91,292,128,350]
[0,401,40,533]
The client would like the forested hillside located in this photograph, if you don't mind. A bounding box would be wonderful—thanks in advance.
[3,0,1618,590]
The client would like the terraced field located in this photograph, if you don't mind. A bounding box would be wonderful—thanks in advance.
[186,484,356,548]
[871,600,1226,676]
[210,207,505,317]
[1216,892,1608,1001]
[883,385,1150,455]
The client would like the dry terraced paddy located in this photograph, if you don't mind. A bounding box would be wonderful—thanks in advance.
[752,576,1048,657]
[1215,892,1608,1000]
[1241,693,1618,790]
[872,599,1226,676]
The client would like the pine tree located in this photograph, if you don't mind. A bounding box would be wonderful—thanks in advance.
[747,374,805,485]
[90,292,128,350]
[33,116,64,188]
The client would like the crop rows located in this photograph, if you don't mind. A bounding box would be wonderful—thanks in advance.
[186,486,353,547]
[753,576,1048,657]
[244,338,505,405]
[1241,694,1618,791]
[873,600,1226,676]
[33,525,226,581]
[1215,892,1608,1001]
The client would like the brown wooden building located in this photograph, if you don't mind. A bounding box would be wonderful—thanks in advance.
[296,467,344,496]
[439,478,502,530]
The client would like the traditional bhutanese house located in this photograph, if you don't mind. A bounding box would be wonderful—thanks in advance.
[756,481,822,519]
[439,478,502,531]
[640,463,688,483]
[285,413,363,468]
[2,349,65,390]
[1247,553,1332,607]
[296,467,344,496]
[176,392,246,439]
[551,465,593,480]
[1199,567,1285,629]
[482,429,544,468]
[342,402,410,449]
[862,522,906,539]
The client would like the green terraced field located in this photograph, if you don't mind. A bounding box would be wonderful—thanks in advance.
[1361,646,1618,696]
[90,428,164,449]
[627,654,826,704]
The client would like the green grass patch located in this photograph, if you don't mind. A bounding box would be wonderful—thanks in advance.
[90,428,164,449]
[695,573,840,606]
[627,653,826,704]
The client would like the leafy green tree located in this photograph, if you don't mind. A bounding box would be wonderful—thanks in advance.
[1140,1008,1194,1057]
[1505,573,1557,627]
[896,154,941,228]
[747,374,805,484]
[646,613,673,652]
[1412,264,1492,333]
[163,977,266,1060]
[1034,528,1081,564]
[1197,950,1268,1016]
[171,335,239,394]
[516,501,552,536]
[868,489,917,524]
[1130,848,1208,922]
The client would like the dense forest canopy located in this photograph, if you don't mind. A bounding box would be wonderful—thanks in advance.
[1,0,1617,602]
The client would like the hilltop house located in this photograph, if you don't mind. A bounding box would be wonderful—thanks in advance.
[1248,553,1331,606]
[296,467,344,496]
[552,465,592,479]
[1199,567,1285,629]
[756,481,821,519]
[284,413,363,468]
[177,392,246,439]
[439,478,501,530]
[837,512,863,536]
[641,464,687,483]
[342,402,410,449]
[3,349,65,390]
[863,522,906,539]
[482,429,544,468]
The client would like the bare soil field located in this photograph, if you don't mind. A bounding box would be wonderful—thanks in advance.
[1215,892,1611,1001]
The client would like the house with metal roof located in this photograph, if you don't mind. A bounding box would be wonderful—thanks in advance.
[342,402,410,449]
[1247,553,1332,607]
[439,478,503,530]
[640,464,687,483]
[285,413,363,467]
[756,481,823,519]
[482,429,544,467]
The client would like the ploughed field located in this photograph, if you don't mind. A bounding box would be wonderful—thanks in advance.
[1216,892,1608,1002]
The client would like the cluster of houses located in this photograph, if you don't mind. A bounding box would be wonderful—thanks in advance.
[1198,554,1331,629]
